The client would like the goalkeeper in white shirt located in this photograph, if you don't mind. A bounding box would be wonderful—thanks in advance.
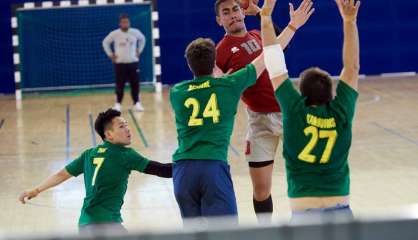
[103,14,146,112]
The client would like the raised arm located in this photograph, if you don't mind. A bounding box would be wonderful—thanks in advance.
[252,0,314,87]
[239,1,265,77]
[260,0,289,89]
[276,0,314,49]
[244,1,282,35]
[336,0,361,90]
[19,169,73,204]
[245,0,314,49]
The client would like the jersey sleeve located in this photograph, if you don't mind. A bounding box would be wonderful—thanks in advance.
[274,79,302,114]
[65,150,88,177]
[123,148,151,173]
[135,29,146,54]
[102,31,114,57]
[225,64,257,94]
[331,80,359,122]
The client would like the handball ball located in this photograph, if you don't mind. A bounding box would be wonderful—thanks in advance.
[239,0,260,9]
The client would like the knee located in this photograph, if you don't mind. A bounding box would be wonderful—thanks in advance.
[253,185,271,201]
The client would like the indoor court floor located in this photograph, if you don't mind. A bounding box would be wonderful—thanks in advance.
[0,76,418,234]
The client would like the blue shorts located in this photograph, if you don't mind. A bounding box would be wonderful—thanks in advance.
[173,160,237,218]
[290,204,354,224]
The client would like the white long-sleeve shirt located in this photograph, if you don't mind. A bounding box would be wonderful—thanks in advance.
[102,28,146,64]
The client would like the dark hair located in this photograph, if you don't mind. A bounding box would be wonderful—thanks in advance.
[119,13,130,21]
[185,38,216,77]
[299,67,333,106]
[215,0,240,16]
[94,109,121,140]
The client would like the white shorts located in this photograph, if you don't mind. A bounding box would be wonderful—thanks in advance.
[245,108,283,163]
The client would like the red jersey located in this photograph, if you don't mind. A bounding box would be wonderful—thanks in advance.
[216,30,280,113]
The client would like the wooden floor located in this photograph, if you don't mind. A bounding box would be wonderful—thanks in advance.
[1,76,418,234]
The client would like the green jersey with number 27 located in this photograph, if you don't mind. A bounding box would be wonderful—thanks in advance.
[170,64,257,162]
[275,79,358,198]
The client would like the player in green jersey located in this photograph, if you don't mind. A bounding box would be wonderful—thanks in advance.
[170,38,265,218]
[214,0,314,223]
[19,109,172,234]
[259,0,360,222]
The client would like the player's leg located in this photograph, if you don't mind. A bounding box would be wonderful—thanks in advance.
[246,109,282,222]
[128,62,144,112]
[113,63,126,111]
[249,162,274,213]
[200,160,238,220]
[173,160,202,218]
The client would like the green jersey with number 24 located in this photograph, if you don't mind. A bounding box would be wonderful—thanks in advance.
[170,64,257,162]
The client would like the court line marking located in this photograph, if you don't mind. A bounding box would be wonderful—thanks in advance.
[363,85,398,102]
[229,144,240,157]
[128,109,149,148]
[66,104,71,161]
[359,94,380,105]
[25,202,175,212]
[370,122,418,147]
[26,202,79,211]
[0,147,86,158]
[88,112,97,147]
[0,119,5,129]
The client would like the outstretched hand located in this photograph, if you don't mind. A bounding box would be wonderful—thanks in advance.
[289,0,315,30]
[335,0,361,22]
[244,0,261,16]
[19,189,40,204]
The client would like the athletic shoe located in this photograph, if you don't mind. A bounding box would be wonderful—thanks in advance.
[133,102,144,112]
[113,103,122,112]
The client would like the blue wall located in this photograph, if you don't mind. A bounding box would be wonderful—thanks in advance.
[17,4,154,89]
[1,0,418,93]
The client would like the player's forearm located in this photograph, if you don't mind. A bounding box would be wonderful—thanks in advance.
[136,31,146,54]
[261,15,279,47]
[102,38,114,57]
[276,25,296,50]
[35,169,72,193]
[251,53,265,78]
[103,43,113,57]
[261,7,289,89]
[137,39,146,55]
[143,161,172,178]
[341,20,360,89]
[256,12,282,35]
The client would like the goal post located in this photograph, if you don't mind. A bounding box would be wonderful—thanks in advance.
[11,0,162,101]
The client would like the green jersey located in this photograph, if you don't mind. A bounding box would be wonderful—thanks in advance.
[65,141,150,226]
[170,64,257,162]
[275,79,358,198]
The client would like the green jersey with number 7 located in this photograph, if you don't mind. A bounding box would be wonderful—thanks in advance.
[65,141,150,225]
